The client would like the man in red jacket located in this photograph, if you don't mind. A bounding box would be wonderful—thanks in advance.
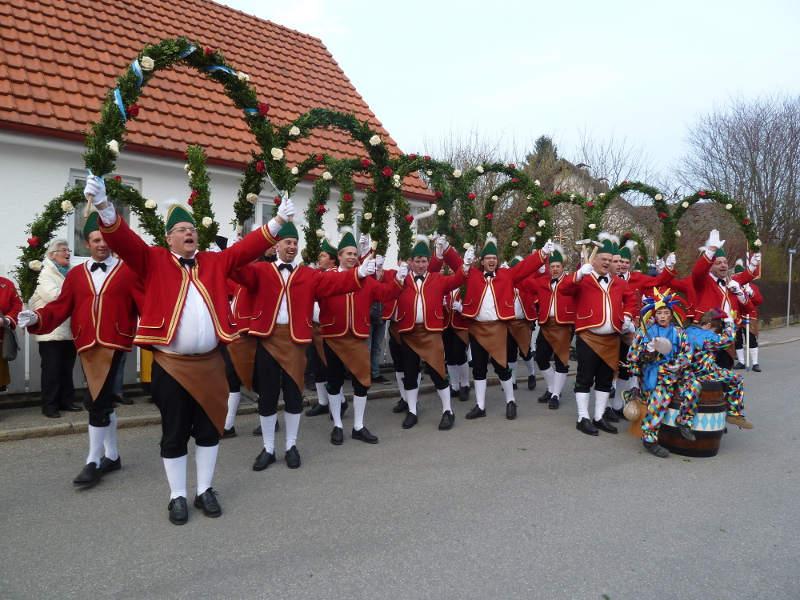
[230,222,370,471]
[83,176,289,525]
[560,237,638,436]
[19,212,143,487]
[732,260,764,371]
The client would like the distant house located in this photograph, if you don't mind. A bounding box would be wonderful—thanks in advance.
[0,0,432,392]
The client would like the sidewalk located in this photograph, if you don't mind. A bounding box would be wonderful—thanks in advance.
[2,323,797,443]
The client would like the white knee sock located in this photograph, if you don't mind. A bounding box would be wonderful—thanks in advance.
[163,455,187,500]
[500,378,515,403]
[195,444,218,494]
[447,365,460,391]
[104,413,119,460]
[259,414,277,453]
[749,347,759,365]
[329,393,343,428]
[540,366,555,393]
[594,391,611,422]
[736,348,745,364]
[629,376,639,389]
[224,392,241,430]
[523,357,536,377]
[284,412,301,450]
[87,425,107,465]
[458,362,470,389]
[509,362,518,385]
[353,394,367,431]
[406,387,419,415]
[613,379,628,410]
[552,370,567,397]
[438,387,452,414]
[395,372,407,401]
[474,379,487,409]
[315,383,329,406]
[575,392,591,421]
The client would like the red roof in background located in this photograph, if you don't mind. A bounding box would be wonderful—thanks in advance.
[0,0,432,199]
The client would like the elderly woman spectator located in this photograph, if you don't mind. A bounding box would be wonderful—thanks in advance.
[0,276,22,390]
[31,238,81,418]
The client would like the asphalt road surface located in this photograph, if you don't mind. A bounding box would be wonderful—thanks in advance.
[1,343,798,600]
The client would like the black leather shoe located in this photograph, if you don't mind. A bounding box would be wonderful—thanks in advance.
[352,427,378,444]
[73,462,100,487]
[60,403,83,412]
[97,456,121,475]
[114,393,134,406]
[465,405,486,419]
[252,448,276,471]
[168,497,188,525]
[548,394,560,410]
[222,427,236,438]
[527,375,537,390]
[676,422,697,441]
[438,410,455,430]
[512,382,518,390]
[331,426,344,445]
[752,364,761,372]
[506,401,517,420]
[252,425,262,436]
[450,387,459,398]
[733,361,746,370]
[43,410,62,419]
[576,418,598,436]
[193,488,221,517]
[285,445,301,469]
[593,418,618,434]
[458,386,470,402]
[402,412,418,429]
[305,403,329,417]
[603,406,620,423]
[643,441,670,458]
[537,390,552,403]
[392,399,409,414]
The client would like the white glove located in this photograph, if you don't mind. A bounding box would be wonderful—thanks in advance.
[451,300,463,313]
[665,253,676,269]
[743,283,753,297]
[645,340,656,353]
[358,234,369,256]
[435,235,449,259]
[464,247,475,264]
[749,252,761,272]
[706,229,724,250]
[396,263,409,282]
[541,240,555,256]
[622,316,635,334]
[357,259,376,278]
[375,254,385,271]
[665,364,680,373]
[277,197,295,222]
[538,264,547,274]
[18,309,37,329]
[727,280,742,295]
[576,263,594,281]
[655,258,665,272]
[499,263,510,269]
[84,176,107,205]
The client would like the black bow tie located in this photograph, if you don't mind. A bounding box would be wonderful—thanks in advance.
[278,263,294,272]
[550,278,559,286]
[179,257,195,268]
[484,272,495,279]
[90,262,107,272]
[414,275,424,283]
[717,278,726,286]
[597,275,608,283]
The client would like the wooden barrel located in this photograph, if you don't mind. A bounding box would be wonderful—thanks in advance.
[658,381,726,457]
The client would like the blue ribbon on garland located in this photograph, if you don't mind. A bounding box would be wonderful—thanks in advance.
[243,108,259,116]
[179,45,196,58]
[206,65,236,76]
[131,58,143,86]
[113,89,127,122]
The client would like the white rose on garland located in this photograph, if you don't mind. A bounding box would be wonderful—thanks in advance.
[238,72,249,82]
[363,213,372,220]
[437,209,445,216]
[29,260,42,271]
[183,164,190,172]
[534,180,540,186]
[291,167,299,175]
[386,206,392,213]
[369,135,381,146]
[675,230,681,237]
[725,204,732,210]
[754,239,762,246]
[322,171,332,181]
[682,201,689,208]
[202,217,213,227]
[426,170,433,176]
[491,195,498,201]
[589,223,597,230]
[187,171,194,179]
[316,229,325,238]
[140,56,155,71]
[271,148,284,161]
[469,219,479,227]
[476,166,484,174]
[246,193,258,204]
[289,126,301,137]
[145,199,157,209]
[570,194,575,200]
[337,214,345,221]
[655,194,663,200]
[598,193,605,198]
[538,220,546,227]
[453,169,462,178]
[511,241,518,247]
[393,181,401,188]
[107,140,120,155]
[61,200,73,212]
[393,174,400,181]
[526,207,533,213]
[463,243,471,250]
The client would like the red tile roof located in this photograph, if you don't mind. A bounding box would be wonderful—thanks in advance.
[0,0,432,199]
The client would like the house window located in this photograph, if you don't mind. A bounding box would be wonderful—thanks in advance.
[68,170,137,260]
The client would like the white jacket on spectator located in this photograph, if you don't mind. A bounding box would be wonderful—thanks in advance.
[31,257,72,342]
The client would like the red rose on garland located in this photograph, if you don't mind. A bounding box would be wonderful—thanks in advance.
[317,205,326,214]
[187,198,195,206]
[405,215,414,223]
[468,193,476,200]
[518,221,526,228]
[659,212,667,219]
[114,175,122,182]
[204,47,214,56]
[542,200,550,207]
[622,180,628,185]
[451,224,457,229]
[256,161,266,173]
[698,191,707,197]
[361,159,370,168]
[127,104,140,119]
[587,201,594,207]
[258,103,270,115]
[273,197,281,205]
[625,232,631,238]
[435,190,443,199]
[423,155,431,161]
[190,190,199,198]
[27,237,39,247]
[382,166,393,177]
[408,153,417,159]
[512,178,519,183]
[371,185,377,192]
[344,194,352,202]
[316,154,324,162]
[509,163,515,168]
[487,213,493,220]
[743,218,750,224]
[555,190,562,195]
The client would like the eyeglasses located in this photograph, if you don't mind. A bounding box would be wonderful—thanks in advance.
[169,227,198,235]
[54,248,72,254]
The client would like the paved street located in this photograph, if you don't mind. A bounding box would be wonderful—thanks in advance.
[1,341,798,600]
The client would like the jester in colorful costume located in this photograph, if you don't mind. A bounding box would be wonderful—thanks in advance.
[626,289,700,458]
[685,308,753,430]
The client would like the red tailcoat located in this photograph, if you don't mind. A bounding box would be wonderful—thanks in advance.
[517,273,575,325]
[229,280,255,334]
[443,289,470,331]
[691,253,753,319]
[30,261,144,353]
[560,272,638,333]
[318,272,404,338]
[743,282,763,319]
[619,268,676,299]
[99,214,277,348]
[460,253,545,320]
[0,278,22,340]
[393,268,467,332]
[231,263,363,343]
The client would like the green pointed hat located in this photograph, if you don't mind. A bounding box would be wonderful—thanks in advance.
[481,235,499,257]
[166,204,195,232]
[633,260,643,272]
[733,259,745,274]
[619,244,632,260]
[714,247,727,258]
[599,232,620,256]
[83,210,100,238]
[338,228,357,252]
[509,255,523,267]
[410,235,431,258]
[320,237,337,256]
[277,221,299,240]
[549,251,564,264]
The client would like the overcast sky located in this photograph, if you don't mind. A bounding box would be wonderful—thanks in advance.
[222,0,800,178]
